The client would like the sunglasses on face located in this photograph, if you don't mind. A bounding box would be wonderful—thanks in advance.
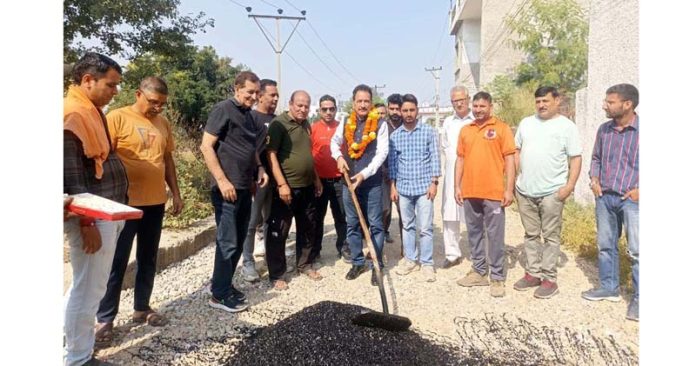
[320,107,336,112]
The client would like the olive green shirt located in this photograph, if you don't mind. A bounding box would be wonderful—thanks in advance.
[266,111,316,188]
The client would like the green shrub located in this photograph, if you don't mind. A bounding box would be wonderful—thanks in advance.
[561,200,632,288]
[163,125,213,229]
[484,75,536,128]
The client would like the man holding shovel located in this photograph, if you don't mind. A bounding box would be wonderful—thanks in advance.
[331,84,389,286]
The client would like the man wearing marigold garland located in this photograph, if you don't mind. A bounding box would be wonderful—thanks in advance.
[330,84,389,286]
[389,94,441,282]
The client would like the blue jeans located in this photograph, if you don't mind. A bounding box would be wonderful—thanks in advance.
[343,183,384,267]
[210,187,252,300]
[595,193,639,299]
[398,193,434,266]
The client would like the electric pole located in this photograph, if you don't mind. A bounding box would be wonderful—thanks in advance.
[425,66,442,128]
[248,9,306,107]
[372,84,386,101]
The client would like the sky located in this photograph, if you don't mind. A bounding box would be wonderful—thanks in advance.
[176,0,455,109]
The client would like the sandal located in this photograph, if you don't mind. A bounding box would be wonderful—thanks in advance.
[132,310,168,327]
[94,322,114,346]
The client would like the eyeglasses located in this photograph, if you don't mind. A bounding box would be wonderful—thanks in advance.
[138,89,167,108]
[451,99,467,104]
[320,107,336,112]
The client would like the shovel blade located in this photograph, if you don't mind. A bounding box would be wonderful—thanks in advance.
[352,311,412,332]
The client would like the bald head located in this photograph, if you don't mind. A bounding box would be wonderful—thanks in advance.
[289,90,311,122]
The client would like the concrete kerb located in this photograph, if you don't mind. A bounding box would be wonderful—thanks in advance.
[63,215,217,293]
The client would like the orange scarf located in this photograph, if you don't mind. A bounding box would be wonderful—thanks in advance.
[63,85,111,179]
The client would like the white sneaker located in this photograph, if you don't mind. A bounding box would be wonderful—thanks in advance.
[395,259,420,276]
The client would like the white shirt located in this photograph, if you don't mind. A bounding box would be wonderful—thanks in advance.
[441,112,474,221]
[330,117,389,180]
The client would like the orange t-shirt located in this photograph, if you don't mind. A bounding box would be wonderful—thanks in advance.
[456,116,516,201]
[106,107,175,206]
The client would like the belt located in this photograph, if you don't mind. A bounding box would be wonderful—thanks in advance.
[321,177,342,183]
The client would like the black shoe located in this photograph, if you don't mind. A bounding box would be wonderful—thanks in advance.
[442,257,463,269]
[371,269,379,286]
[339,246,352,264]
[385,233,394,243]
[231,287,247,303]
[345,264,369,280]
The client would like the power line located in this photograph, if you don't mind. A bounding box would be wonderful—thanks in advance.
[257,0,282,11]
[286,51,340,94]
[304,20,361,83]
[228,0,250,10]
[295,29,352,87]
[274,0,361,83]
[282,0,303,13]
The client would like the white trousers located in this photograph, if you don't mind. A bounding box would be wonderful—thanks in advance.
[64,219,123,366]
[443,220,462,261]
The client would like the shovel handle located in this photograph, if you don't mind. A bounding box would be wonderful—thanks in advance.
[343,170,389,314]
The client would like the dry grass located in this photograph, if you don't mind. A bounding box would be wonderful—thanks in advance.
[561,200,632,288]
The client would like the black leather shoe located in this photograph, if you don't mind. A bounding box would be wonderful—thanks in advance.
[371,269,379,286]
[345,265,368,280]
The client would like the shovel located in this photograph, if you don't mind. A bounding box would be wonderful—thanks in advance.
[343,171,411,332]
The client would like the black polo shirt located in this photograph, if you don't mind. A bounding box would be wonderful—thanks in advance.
[204,97,259,189]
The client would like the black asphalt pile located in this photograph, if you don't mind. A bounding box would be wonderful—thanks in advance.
[455,314,639,366]
[226,301,469,366]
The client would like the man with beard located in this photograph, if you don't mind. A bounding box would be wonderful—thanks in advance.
[581,84,639,322]
[241,79,279,282]
[382,93,403,245]
[265,90,323,290]
[331,84,389,286]
[390,94,441,282]
[440,86,474,269]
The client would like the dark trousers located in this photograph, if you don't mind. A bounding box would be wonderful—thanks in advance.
[306,177,348,257]
[210,188,252,300]
[265,186,317,281]
[97,204,165,323]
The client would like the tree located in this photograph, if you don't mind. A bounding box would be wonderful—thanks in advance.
[506,0,588,93]
[110,46,245,134]
[64,0,214,62]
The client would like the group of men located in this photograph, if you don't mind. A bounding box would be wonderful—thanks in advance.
[64,53,182,366]
[63,50,639,366]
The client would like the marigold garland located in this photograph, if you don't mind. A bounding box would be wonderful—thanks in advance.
[345,108,380,159]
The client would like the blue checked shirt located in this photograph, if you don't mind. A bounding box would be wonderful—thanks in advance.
[389,123,441,196]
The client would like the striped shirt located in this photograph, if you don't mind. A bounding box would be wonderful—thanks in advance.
[589,115,639,195]
[388,122,441,196]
